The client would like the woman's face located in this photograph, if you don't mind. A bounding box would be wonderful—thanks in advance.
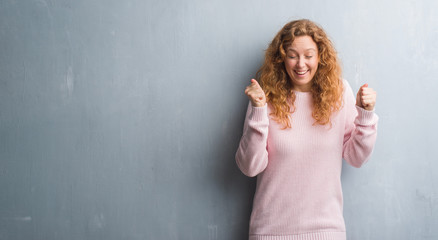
[284,35,319,92]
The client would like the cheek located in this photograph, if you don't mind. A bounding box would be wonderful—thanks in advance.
[284,60,295,69]
[311,60,319,70]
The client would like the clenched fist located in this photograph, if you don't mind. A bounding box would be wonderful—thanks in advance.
[245,79,266,107]
[356,83,377,111]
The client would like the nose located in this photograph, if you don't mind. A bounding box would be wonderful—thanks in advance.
[296,57,305,68]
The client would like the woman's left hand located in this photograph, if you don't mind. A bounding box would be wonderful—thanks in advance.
[356,83,377,111]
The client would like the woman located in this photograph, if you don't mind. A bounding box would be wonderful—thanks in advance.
[235,19,378,240]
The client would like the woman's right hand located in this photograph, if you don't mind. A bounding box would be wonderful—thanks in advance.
[244,79,266,107]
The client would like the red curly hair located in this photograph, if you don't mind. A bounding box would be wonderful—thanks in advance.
[257,19,343,129]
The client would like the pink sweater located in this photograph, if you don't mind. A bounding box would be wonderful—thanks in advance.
[236,80,378,240]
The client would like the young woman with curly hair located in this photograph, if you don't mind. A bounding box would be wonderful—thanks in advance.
[236,19,378,240]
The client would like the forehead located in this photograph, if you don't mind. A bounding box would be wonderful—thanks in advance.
[287,36,318,52]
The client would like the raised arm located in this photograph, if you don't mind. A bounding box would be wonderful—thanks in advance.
[235,79,269,177]
[235,103,269,177]
[342,82,379,168]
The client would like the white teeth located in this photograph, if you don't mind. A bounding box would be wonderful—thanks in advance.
[296,70,308,75]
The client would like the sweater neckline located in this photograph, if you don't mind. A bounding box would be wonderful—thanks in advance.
[293,91,312,99]
[293,90,311,95]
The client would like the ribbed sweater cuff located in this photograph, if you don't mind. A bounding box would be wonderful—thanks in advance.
[249,232,346,240]
[355,106,378,126]
[249,104,268,121]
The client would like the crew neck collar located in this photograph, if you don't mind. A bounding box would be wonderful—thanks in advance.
[293,90,312,95]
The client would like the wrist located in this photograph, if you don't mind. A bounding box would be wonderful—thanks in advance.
[251,101,266,108]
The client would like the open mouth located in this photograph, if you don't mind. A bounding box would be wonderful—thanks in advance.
[294,70,309,76]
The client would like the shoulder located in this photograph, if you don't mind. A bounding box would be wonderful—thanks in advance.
[341,79,353,94]
[341,79,355,101]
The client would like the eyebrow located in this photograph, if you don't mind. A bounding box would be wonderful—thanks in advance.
[287,48,317,53]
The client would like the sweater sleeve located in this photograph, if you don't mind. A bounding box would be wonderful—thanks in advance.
[342,81,379,168]
[235,102,269,177]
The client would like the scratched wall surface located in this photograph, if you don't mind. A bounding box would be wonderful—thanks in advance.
[0,0,437,239]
